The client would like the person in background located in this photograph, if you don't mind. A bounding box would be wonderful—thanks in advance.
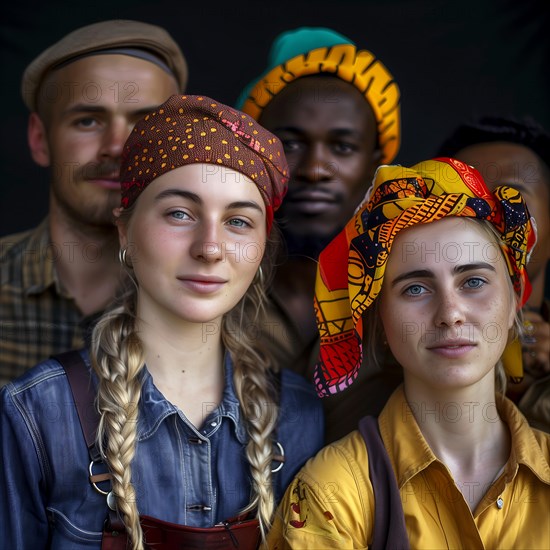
[265,158,549,549]
[236,26,402,442]
[0,20,188,384]
[437,116,550,431]
[0,94,324,549]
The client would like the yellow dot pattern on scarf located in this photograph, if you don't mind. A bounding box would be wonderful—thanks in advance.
[120,95,289,230]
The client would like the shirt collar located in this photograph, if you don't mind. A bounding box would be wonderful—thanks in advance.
[216,353,246,442]
[378,386,437,488]
[379,385,550,488]
[498,392,550,484]
[137,353,247,444]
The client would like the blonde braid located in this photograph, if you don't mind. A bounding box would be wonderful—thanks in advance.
[222,233,280,540]
[91,289,146,550]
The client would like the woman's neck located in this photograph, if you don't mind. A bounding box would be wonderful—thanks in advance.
[404,376,511,511]
[136,313,225,428]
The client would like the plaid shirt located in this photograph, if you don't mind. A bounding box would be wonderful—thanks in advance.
[0,218,99,386]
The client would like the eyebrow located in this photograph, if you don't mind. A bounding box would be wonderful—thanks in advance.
[154,189,264,213]
[330,128,364,139]
[273,126,363,139]
[155,189,201,203]
[227,200,264,213]
[62,103,158,118]
[390,262,497,287]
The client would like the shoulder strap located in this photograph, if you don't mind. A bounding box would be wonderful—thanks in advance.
[358,415,409,550]
[270,368,286,473]
[53,351,126,538]
[52,350,101,462]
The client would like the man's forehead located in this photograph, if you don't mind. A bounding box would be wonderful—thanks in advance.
[261,77,376,129]
[38,55,177,118]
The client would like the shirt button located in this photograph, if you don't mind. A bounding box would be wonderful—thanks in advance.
[496,497,504,509]
[210,421,217,427]
[187,504,212,512]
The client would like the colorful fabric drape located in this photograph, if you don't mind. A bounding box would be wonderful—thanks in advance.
[313,158,536,397]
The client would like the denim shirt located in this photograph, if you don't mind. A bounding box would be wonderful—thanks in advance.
[0,349,324,548]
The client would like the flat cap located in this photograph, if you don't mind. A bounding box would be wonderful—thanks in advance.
[21,19,188,111]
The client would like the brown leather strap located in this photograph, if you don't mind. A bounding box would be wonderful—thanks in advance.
[104,514,260,549]
[358,415,410,550]
[52,350,102,462]
[90,472,111,484]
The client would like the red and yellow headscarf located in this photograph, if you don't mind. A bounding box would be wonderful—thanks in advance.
[313,158,536,397]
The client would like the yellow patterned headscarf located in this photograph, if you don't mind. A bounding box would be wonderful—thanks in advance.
[237,27,400,164]
[313,158,536,397]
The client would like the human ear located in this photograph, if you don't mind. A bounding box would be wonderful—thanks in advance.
[115,209,129,250]
[27,113,50,167]
[371,147,383,166]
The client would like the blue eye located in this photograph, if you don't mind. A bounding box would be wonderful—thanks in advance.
[464,277,486,289]
[227,218,251,229]
[169,210,189,221]
[404,284,426,296]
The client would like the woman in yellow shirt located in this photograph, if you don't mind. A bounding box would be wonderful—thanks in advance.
[265,158,550,549]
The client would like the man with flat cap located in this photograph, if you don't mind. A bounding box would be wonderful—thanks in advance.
[0,20,188,384]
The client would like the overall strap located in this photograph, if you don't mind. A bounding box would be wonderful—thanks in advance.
[52,350,101,462]
[270,367,286,473]
[358,415,409,550]
[52,350,123,537]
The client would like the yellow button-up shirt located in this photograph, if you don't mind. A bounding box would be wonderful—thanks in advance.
[266,386,550,549]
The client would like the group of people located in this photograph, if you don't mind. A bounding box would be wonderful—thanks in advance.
[0,19,549,549]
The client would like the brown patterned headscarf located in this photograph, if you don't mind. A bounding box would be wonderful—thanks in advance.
[120,94,289,233]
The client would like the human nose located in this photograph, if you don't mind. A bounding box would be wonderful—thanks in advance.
[99,118,130,159]
[190,222,223,263]
[434,291,466,328]
[295,143,333,183]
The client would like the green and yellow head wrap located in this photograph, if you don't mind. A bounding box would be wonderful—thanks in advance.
[236,27,401,164]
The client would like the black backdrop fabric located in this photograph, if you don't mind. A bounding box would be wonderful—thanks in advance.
[1,0,548,236]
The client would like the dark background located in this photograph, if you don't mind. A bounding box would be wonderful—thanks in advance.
[1,0,549,236]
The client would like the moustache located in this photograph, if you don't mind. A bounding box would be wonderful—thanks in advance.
[74,161,121,181]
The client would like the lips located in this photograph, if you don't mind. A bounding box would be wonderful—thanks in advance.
[89,177,120,190]
[287,189,336,202]
[428,337,474,347]
[284,189,338,215]
[177,275,228,294]
[426,339,476,358]
[84,165,121,190]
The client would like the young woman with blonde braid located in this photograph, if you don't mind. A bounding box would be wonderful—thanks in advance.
[0,95,324,549]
